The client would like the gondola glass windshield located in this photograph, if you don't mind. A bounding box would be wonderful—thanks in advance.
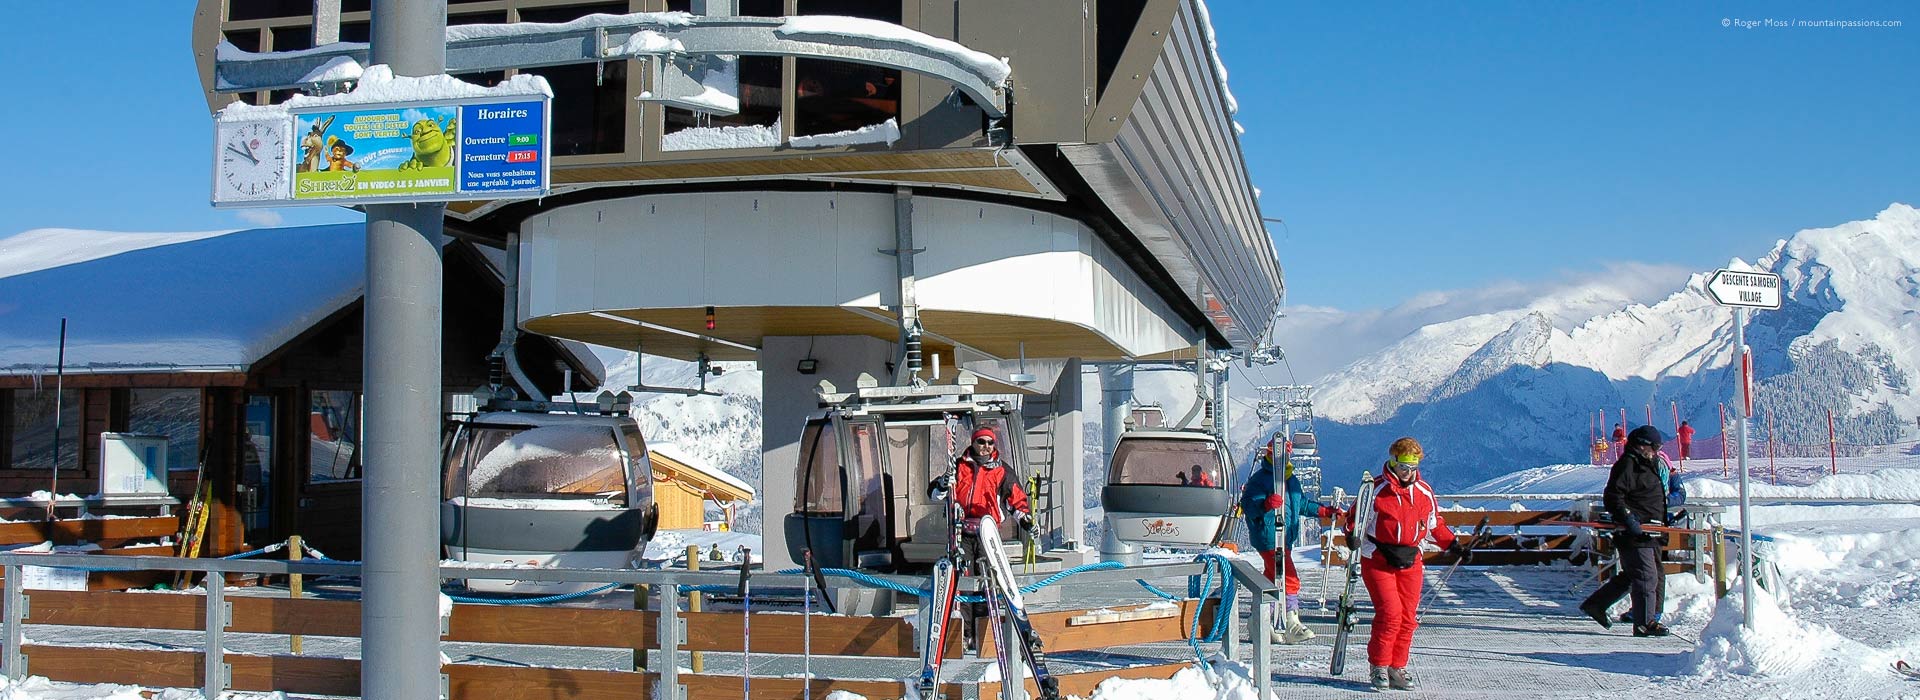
[444,423,633,506]
[795,420,841,515]
[1108,438,1222,488]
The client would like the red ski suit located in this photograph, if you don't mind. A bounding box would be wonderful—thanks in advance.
[1357,473,1457,669]
[953,452,1030,529]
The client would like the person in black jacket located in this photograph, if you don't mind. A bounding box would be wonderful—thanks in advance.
[1579,425,1672,637]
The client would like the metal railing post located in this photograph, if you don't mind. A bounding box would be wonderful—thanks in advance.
[4,564,24,680]
[1222,585,1240,661]
[657,581,681,700]
[205,572,229,699]
[1252,581,1272,696]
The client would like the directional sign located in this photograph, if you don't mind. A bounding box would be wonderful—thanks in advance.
[1706,269,1783,310]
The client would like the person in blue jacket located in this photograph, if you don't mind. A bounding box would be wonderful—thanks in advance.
[1241,443,1334,644]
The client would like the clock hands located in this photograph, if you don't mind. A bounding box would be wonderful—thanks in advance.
[225,144,259,166]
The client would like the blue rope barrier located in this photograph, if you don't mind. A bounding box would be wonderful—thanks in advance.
[445,582,620,605]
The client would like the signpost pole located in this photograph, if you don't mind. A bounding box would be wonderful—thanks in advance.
[361,1,449,698]
[1734,307,1754,629]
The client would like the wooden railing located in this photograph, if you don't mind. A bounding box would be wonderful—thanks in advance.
[0,515,181,590]
[0,554,1272,700]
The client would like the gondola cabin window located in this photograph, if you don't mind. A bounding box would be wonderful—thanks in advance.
[445,423,629,507]
[1109,439,1221,488]
[795,420,842,516]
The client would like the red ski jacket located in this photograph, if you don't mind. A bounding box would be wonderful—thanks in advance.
[1358,472,1456,566]
[954,454,1030,522]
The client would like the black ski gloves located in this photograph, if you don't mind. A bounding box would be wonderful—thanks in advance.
[1018,513,1036,533]
[928,475,951,499]
[1448,540,1473,563]
[1622,514,1646,540]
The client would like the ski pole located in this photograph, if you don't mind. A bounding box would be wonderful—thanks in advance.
[736,546,751,699]
[803,549,813,700]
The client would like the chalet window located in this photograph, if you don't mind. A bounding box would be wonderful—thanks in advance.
[128,389,201,472]
[662,0,784,150]
[518,3,630,156]
[8,389,80,471]
[309,390,363,483]
[793,0,902,138]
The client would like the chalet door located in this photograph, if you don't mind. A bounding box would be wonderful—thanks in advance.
[240,394,276,546]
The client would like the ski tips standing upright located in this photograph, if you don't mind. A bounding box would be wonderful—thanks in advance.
[1357,437,1464,690]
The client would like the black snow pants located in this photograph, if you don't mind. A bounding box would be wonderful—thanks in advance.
[1583,532,1661,628]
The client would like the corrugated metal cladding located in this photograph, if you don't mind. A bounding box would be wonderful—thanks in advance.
[1063,0,1282,352]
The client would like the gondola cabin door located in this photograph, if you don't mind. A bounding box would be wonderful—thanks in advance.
[787,413,896,570]
[836,415,891,569]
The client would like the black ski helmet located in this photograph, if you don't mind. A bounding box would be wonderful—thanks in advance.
[1628,425,1664,448]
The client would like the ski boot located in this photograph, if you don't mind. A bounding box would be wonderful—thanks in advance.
[1281,611,1317,644]
[1370,666,1391,692]
[1633,621,1672,637]
[1388,667,1417,690]
[1578,600,1613,630]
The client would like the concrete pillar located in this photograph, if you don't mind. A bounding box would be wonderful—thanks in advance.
[758,335,894,570]
[1052,358,1086,556]
[361,1,446,698]
[1097,363,1138,565]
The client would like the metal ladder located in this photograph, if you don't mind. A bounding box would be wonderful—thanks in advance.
[1021,395,1062,545]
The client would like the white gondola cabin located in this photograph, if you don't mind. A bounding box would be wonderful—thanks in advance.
[441,408,660,594]
[783,375,1027,572]
[1101,429,1232,547]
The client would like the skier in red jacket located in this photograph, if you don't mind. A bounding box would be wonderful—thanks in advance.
[1358,437,1468,691]
[1677,421,1695,461]
[930,428,1034,560]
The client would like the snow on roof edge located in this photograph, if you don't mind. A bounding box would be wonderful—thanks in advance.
[217,64,551,123]
[650,442,754,496]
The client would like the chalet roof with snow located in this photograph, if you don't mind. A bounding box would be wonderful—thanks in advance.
[0,224,602,383]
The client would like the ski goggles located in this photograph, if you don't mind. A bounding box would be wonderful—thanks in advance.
[1390,455,1421,469]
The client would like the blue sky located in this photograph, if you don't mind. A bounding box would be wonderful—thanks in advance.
[1224,1,1918,307]
[0,2,1914,311]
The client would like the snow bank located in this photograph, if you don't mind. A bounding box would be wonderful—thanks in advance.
[1085,655,1271,700]
[0,676,285,699]
[1761,518,1920,610]
[789,119,901,148]
[1687,468,1920,501]
[777,17,1010,84]
[1685,583,1858,677]
[1683,517,1920,680]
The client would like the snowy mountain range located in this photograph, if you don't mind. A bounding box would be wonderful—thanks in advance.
[1304,203,1920,490]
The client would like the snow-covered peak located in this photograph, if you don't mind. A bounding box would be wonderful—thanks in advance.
[1317,203,1920,425]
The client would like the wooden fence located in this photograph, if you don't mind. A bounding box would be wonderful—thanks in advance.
[11,584,1221,699]
[0,515,179,590]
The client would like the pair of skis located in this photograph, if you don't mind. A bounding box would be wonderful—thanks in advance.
[1328,471,1378,676]
[916,415,1058,700]
[917,416,967,699]
[977,513,1061,700]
